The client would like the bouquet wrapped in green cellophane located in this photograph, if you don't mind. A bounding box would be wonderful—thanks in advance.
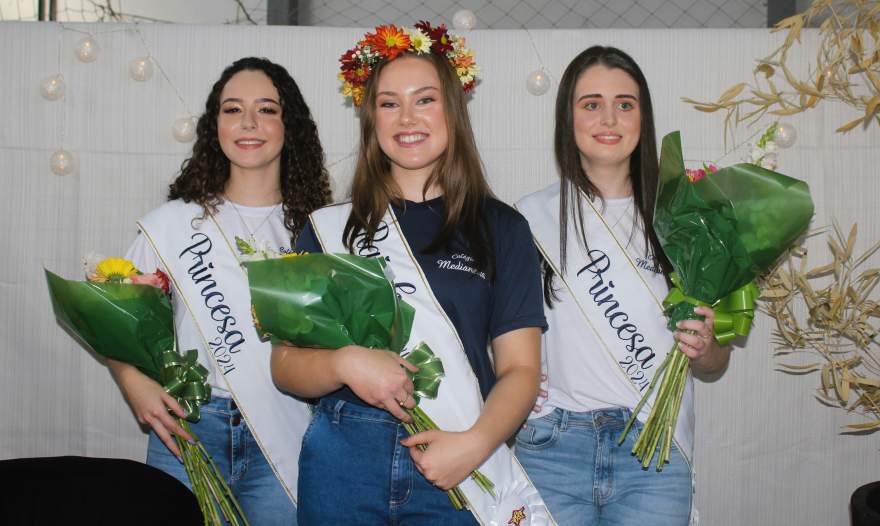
[246,253,493,508]
[619,131,814,469]
[45,259,248,526]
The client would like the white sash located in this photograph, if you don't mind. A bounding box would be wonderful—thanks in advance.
[516,183,694,463]
[138,200,310,505]
[311,202,555,526]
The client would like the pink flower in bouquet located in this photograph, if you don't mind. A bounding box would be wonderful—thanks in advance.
[685,168,705,183]
[686,163,718,183]
[130,269,171,295]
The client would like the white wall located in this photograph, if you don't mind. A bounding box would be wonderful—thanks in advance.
[1,21,878,526]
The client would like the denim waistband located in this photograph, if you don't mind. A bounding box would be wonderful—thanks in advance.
[539,407,634,431]
[316,396,400,426]
[198,395,240,414]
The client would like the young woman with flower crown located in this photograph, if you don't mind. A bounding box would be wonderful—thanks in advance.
[514,46,729,525]
[270,23,554,525]
[107,57,330,525]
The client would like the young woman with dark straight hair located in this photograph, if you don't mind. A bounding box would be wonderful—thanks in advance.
[516,46,729,525]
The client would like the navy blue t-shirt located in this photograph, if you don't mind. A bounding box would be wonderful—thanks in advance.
[296,196,546,403]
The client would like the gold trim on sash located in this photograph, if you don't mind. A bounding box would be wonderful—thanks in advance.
[309,203,557,526]
[137,205,301,506]
[516,185,693,468]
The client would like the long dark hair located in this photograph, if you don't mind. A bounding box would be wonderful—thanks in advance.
[168,56,331,240]
[343,53,494,277]
[547,45,672,303]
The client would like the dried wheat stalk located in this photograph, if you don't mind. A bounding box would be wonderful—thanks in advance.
[760,221,880,432]
[684,0,880,146]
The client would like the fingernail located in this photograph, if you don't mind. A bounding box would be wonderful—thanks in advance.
[176,455,183,463]
[187,439,197,445]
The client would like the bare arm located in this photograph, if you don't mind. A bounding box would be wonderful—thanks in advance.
[107,359,193,457]
[270,343,418,422]
[401,326,541,490]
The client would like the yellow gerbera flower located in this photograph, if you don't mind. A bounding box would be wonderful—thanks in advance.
[94,257,139,283]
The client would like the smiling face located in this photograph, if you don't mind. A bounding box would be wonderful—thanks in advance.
[572,64,641,177]
[216,70,285,177]
[373,56,449,188]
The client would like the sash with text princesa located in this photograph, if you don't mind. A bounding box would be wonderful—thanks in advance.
[516,182,694,463]
[138,200,311,505]
[311,202,555,526]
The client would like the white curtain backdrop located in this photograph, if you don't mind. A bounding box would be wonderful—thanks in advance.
[1,21,877,526]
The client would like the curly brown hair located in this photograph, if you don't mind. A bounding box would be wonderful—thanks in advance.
[168,57,331,240]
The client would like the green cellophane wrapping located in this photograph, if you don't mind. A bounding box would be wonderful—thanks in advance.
[246,253,413,352]
[246,253,494,507]
[45,269,172,382]
[45,269,248,525]
[620,132,814,470]
[655,131,814,317]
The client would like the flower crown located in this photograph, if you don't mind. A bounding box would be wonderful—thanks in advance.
[338,21,479,107]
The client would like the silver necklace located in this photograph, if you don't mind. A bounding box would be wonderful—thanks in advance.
[225,195,281,239]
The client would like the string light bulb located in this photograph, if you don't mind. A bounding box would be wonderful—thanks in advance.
[40,74,65,100]
[526,69,551,96]
[74,36,99,63]
[129,56,154,81]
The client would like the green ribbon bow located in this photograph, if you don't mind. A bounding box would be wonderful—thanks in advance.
[403,342,445,403]
[662,273,760,346]
[161,348,211,422]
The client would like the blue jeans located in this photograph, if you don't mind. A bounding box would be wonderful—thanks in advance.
[147,396,297,525]
[515,407,692,526]
[297,397,478,525]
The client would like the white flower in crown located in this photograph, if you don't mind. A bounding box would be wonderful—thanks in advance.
[406,27,433,54]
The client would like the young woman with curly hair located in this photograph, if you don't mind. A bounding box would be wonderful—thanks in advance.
[108,56,330,525]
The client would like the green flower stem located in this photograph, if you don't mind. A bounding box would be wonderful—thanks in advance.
[620,338,698,471]
[659,356,689,468]
[173,419,250,526]
[401,406,495,510]
[630,346,690,471]
[619,346,674,446]
[635,350,677,453]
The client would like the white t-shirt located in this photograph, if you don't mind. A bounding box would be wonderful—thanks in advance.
[536,196,670,416]
[126,199,292,397]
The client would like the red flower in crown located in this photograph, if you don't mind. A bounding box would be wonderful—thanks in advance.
[339,49,358,71]
[337,21,478,107]
[415,20,453,54]
[366,25,411,60]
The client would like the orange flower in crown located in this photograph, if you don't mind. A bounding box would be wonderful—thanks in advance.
[338,20,479,107]
[366,25,411,60]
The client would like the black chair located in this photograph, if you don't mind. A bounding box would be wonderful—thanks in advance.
[0,456,202,525]
[852,480,880,526]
